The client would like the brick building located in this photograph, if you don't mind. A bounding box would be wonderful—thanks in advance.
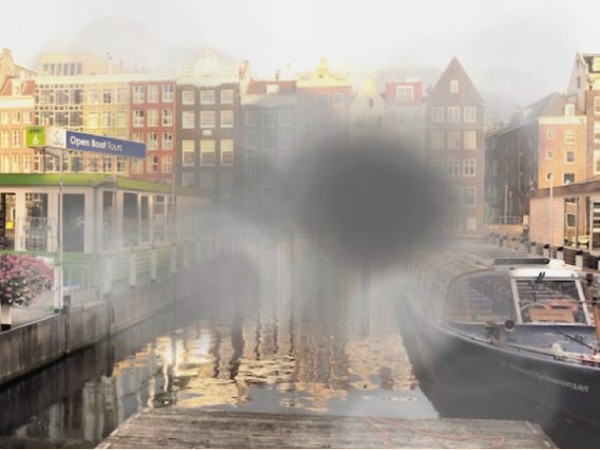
[425,58,485,235]
[383,79,425,152]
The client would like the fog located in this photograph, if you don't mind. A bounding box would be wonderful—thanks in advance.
[3,0,600,120]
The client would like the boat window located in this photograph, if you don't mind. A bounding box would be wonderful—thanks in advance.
[515,279,586,324]
[445,273,513,323]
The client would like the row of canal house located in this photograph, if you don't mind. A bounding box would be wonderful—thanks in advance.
[1,49,487,236]
[486,53,600,256]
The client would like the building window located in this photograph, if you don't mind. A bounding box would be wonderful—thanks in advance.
[147,109,158,127]
[147,155,159,173]
[463,159,476,176]
[594,122,600,144]
[463,107,477,123]
[395,86,414,102]
[11,155,19,172]
[182,111,195,129]
[133,86,145,104]
[117,111,127,127]
[131,132,143,143]
[182,90,195,105]
[245,110,258,127]
[564,173,575,184]
[131,158,144,174]
[162,85,174,103]
[220,139,234,166]
[244,132,258,149]
[133,110,145,128]
[200,140,216,166]
[162,109,173,126]
[279,130,293,149]
[594,97,600,115]
[200,90,216,105]
[116,157,127,173]
[220,110,234,128]
[278,110,292,127]
[317,93,328,110]
[0,130,9,148]
[200,111,215,128]
[546,149,554,159]
[464,131,477,149]
[564,130,576,144]
[88,89,99,104]
[101,111,111,127]
[446,131,461,149]
[431,107,444,123]
[263,111,276,127]
[147,85,159,103]
[88,112,98,129]
[162,132,173,151]
[148,132,159,150]
[463,187,476,206]
[221,89,234,105]
[566,151,575,163]
[333,93,346,107]
[564,104,575,116]
[431,130,444,150]
[450,80,459,93]
[447,107,461,123]
[161,155,172,173]
[116,88,127,103]
[24,112,32,124]
[594,150,600,174]
[446,187,460,205]
[546,129,555,140]
[102,88,112,104]
[447,159,460,177]
[181,140,195,167]
[12,112,21,124]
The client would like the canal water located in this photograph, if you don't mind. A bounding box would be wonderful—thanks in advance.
[0,238,436,448]
[2,235,600,448]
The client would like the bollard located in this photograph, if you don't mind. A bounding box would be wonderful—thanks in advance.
[576,250,584,268]
[543,244,550,258]
[102,256,114,296]
[62,294,71,314]
[530,242,537,255]
[556,246,564,261]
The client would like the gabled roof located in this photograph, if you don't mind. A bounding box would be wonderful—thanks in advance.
[427,57,484,104]
[0,78,35,96]
[581,54,600,74]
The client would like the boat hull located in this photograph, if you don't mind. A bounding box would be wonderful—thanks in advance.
[397,292,600,429]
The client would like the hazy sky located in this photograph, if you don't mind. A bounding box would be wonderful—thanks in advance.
[2,0,600,115]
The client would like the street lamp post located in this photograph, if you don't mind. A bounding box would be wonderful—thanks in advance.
[549,173,554,249]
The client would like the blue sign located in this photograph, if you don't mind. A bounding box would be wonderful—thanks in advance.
[66,131,146,158]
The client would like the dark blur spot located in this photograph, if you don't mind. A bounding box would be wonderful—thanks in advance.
[290,135,445,265]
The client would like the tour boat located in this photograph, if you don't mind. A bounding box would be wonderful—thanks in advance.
[401,241,600,428]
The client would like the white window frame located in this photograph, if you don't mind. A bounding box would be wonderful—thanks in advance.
[564,130,576,144]
[200,111,216,128]
[447,107,461,123]
[464,107,477,123]
[220,110,234,128]
[182,111,195,129]
[220,89,234,105]
[200,90,216,105]
[182,90,195,105]
[181,140,195,167]
[133,86,145,104]
[147,85,159,103]
[431,107,444,123]
[450,80,459,93]
[463,159,476,177]
[200,140,216,166]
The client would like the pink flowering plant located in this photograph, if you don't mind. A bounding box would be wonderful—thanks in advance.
[0,254,54,306]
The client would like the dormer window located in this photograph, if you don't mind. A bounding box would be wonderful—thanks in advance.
[450,80,459,93]
[564,104,575,116]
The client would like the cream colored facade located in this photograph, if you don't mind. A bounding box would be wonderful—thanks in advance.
[349,77,387,136]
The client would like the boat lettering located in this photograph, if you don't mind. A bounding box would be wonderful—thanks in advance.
[499,360,589,393]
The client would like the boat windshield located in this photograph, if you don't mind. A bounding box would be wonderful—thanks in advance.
[515,278,587,324]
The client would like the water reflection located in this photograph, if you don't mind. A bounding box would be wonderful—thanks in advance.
[0,237,434,448]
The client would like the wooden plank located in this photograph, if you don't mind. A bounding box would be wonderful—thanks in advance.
[97,409,556,449]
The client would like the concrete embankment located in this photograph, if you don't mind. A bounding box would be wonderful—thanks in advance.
[0,261,214,386]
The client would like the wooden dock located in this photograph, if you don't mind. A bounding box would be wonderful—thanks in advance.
[96,409,555,448]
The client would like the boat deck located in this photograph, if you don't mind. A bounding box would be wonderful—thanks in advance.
[96,408,556,448]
